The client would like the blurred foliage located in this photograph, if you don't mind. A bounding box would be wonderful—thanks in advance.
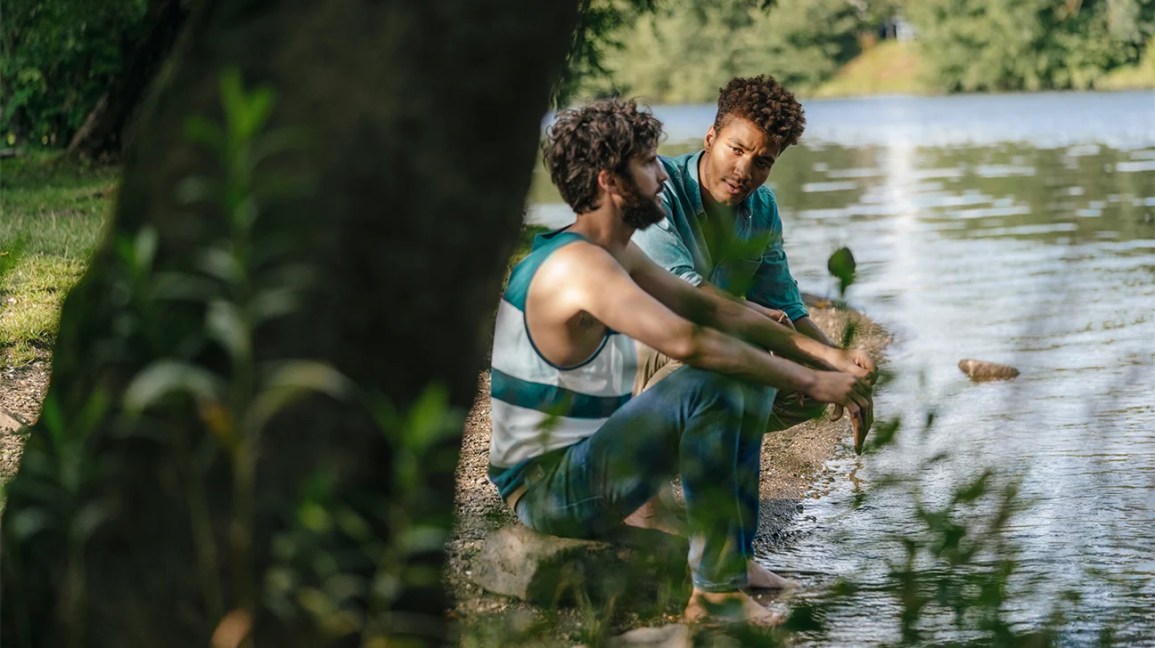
[904,0,1155,91]
[561,0,1155,102]
[574,0,865,103]
[0,0,149,146]
[6,0,1153,153]
[551,0,656,108]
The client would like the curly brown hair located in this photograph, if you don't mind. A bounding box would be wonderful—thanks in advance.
[713,75,805,147]
[543,99,663,214]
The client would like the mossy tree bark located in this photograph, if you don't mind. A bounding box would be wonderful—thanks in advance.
[1,1,577,646]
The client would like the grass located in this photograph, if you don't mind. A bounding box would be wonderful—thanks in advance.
[1099,40,1155,91]
[0,152,548,366]
[808,40,932,99]
[0,152,117,364]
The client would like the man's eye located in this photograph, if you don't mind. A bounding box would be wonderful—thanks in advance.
[731,146,743,155]
[756,159,773,170]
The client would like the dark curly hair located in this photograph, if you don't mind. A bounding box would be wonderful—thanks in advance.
[543,99,664,214]
[713,75,805,148]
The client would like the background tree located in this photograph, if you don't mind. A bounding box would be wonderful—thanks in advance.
[0,1,578,647]
[1,0,153,148]
[904,0,1155,91]
[65,0,194,159]
[576,0,866,103]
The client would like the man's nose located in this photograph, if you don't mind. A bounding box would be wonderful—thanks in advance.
[734,156,752,180]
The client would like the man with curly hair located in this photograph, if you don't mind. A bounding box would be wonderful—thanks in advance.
[632,75,875,454]
[487,98,874,625]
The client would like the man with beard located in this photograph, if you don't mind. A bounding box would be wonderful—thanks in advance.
[487,99,873,625]
[632,75,875,455]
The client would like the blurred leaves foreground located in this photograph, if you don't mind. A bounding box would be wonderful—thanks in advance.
[0,0,580,645]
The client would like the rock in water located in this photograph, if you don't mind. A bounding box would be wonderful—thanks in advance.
[958,359,1020,381]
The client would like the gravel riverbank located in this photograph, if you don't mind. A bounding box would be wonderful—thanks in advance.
[447,296,891,643]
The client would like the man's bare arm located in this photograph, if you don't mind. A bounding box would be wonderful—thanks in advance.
[626,244,874,379]
[792,315,835,347]
[548,243,871,414]
[698,282,795,329]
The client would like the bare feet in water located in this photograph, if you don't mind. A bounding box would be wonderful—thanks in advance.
[624,500,799,590]
[683,589,784,627]
[746,560,798,590]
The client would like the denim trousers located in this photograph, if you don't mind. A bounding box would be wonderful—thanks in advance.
[515,365,777,592]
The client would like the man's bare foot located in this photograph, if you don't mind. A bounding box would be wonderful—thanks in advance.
[622,496,687,537]
[683,589,784,627]
[746,560,798,590]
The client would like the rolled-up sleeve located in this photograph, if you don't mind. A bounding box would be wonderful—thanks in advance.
[632,217,704,287]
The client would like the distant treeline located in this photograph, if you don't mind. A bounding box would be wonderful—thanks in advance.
[571,0,1155,103]
[3,0,1154,149]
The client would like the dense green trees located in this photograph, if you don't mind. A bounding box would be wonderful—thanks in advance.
[904,0,1155,91]
[1,0,149,146]
[572,0,1155,101]
[4,0,1153,153]
[577,0,866,103]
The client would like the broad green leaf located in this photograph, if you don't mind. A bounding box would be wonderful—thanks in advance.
[183,115,225,151]
[124,360,223,412]
[174,175,222,206]
[206,300,250,362]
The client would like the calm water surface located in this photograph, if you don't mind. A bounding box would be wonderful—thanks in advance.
[529,91,1155,645]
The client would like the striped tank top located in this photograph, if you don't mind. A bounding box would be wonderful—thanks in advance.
[488,229,639,499]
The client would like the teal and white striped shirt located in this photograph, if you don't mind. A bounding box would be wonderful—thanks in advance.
[488,229,639,498]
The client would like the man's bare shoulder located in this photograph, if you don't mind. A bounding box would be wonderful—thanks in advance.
[535,239,627,288]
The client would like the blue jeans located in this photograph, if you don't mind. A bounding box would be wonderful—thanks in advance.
[514,366,776,593]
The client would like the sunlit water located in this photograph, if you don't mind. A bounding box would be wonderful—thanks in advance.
[529,91,1155,645]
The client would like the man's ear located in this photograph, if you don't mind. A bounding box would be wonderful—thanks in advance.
[704,125,718,150]
[597,169,621,196]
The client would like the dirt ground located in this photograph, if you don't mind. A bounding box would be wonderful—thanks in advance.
[0,296,890,643]
[0,361,49,482]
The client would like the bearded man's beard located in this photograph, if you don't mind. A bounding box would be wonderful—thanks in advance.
[620,176,665,229]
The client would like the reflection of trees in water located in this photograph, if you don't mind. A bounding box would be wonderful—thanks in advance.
[776,142,1154,247]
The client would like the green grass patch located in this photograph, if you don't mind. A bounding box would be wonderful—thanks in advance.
[1100,40,1155,91]
[808,40,933,98]
[1,152,116,365]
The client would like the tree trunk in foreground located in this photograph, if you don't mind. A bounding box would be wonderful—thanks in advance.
[2,1,577,646]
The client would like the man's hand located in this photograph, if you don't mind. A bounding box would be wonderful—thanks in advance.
[807,371,872,421]
[830,348,875,418]
[824,349,875,454]
[831,348,876,383]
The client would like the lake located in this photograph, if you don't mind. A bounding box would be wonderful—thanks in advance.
[528,91,1155,645]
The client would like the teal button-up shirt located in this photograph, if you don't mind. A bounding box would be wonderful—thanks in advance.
[632,151,808,321]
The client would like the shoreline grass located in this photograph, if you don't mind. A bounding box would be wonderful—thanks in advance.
[807,40,932,99]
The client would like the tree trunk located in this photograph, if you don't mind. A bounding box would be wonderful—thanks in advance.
[65,0,192,160]
[2,1,578,646]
